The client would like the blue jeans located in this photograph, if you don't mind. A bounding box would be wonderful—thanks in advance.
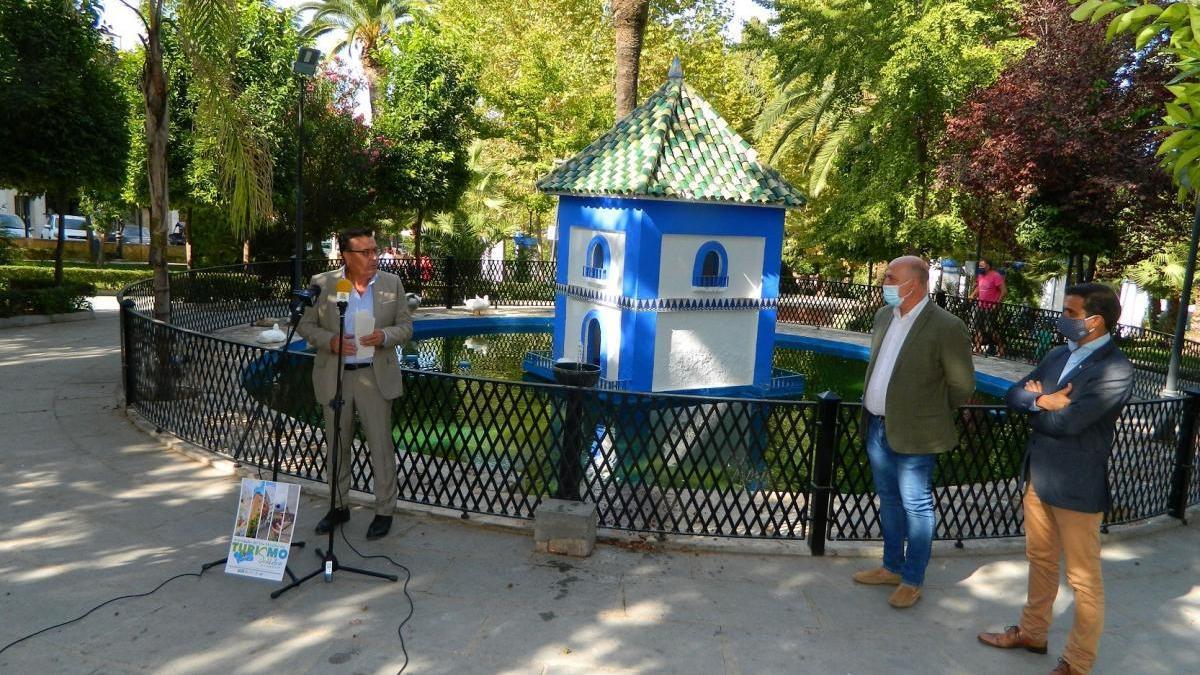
[865,414,937,587]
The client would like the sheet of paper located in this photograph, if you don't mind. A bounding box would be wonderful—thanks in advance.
[354,311,376,360]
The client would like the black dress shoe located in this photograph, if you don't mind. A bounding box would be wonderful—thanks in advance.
[366,515,393,540]
[315,507,350,534]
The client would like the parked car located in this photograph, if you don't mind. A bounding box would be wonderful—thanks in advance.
[105,223,147,244]
[44,214,89,241]
[0,213,28,239]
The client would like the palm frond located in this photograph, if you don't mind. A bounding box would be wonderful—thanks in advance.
[808,114,854,197]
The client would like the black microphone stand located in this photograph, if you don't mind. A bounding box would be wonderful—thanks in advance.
[201,288,314,578]
[272,290,397,599]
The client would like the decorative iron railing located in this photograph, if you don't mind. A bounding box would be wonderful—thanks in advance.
[116,260,1200,550]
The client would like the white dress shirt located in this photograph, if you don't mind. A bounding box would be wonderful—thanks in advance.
[864,297,930,416]
[341,270,376,365]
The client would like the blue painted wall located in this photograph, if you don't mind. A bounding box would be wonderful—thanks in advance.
[553,194,787,391]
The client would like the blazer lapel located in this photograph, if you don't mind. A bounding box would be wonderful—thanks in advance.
[892,302,935,368]
[1057,339,1115,388]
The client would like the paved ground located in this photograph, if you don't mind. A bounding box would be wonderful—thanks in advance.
[0,299,1197,674]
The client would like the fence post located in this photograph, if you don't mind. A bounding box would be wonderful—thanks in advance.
[445,257,457,309]
[808,391,840,556]
[120,299,137,406]
[1168,389,1200,522]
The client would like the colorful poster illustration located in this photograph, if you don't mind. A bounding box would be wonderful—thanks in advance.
[224,478,301,581]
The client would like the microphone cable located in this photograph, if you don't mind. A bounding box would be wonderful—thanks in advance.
[338,524,414,675]
[0,569,204,657]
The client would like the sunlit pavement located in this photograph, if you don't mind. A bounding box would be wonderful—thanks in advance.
[0,301,1196,674]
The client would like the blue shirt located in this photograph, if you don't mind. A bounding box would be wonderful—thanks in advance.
[1060,333,1111,385]
[1026,333,1111,411]
[341,269,376,365]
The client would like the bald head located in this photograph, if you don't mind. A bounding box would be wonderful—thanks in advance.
[886,256,930,288]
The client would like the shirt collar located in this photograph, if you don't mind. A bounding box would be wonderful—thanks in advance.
[338,267,378,287]
[1067,332,1110,354]
[893,295,929,322]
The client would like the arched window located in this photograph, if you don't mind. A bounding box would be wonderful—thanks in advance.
[583,235,610,281]
[585,318,602,368]
[692,241,729,288]
[581,311,606,377]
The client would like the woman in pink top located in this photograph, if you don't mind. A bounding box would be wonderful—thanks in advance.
[970,258,1006,356]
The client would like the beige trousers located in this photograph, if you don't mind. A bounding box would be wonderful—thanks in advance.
[1020,482,1105,674]
[321,367,399,516]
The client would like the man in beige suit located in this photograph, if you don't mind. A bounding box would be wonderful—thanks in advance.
[852,256,975,607]
[298,227,412,540]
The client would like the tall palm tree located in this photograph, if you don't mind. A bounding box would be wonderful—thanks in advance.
[121,0,273,322]
[612,0,650,118]
[299,0,425,121]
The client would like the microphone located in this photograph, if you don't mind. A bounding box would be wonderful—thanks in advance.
[290,283,321,307]
[335,278,352,311]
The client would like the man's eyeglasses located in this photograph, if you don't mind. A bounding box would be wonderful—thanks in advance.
[345,247,380,257]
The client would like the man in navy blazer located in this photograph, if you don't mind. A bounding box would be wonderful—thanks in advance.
[978,283,1133,675]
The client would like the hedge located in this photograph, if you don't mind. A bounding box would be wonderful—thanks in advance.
[0,279,95,318]
[0,265,151,291]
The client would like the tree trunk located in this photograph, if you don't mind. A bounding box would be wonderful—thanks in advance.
[243,239,251,265]
[144,16,171,323]
[1085,253,1097,282]
[52,196,66,286]
[613,0,650,118]
[361,49,382,123]
[184,206,194,269]
[413,208,425,261]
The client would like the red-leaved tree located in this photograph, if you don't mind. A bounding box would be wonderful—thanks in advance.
[939,0,1177,281]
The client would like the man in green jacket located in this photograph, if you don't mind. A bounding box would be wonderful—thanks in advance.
[852,256,975,608]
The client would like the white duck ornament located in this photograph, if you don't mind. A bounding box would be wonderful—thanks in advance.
[463,295,490,315]
[257,323,287,343]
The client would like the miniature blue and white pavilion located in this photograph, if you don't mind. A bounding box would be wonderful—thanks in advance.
[525,59,807,396]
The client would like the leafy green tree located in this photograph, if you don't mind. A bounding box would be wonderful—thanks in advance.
[941,0,1176,283]
[119,0,278,319]
[371,24,478,258]
[1067,0,1200,194]
[755,0,1027,264]
[188,0,302,263]
[300,0,427,120]
[436,1,774,251]
[0,0,129,285]
[427,140,510,260]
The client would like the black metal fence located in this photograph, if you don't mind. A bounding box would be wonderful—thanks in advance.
[116,260,1200,551]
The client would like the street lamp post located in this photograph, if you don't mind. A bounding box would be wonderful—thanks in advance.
[291,47,322,290]
[1164,194,1200,397]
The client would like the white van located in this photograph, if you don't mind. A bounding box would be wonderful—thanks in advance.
[44,214,89,241]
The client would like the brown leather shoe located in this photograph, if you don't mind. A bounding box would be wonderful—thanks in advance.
[852,567,902,586]
[888,583,921,608]
[1049,657,1074,674]
[976,625,1048,654]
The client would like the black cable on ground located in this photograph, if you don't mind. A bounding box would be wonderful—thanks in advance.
[0,570,204,657]
[339,525,414,675]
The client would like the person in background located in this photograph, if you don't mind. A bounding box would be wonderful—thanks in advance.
[978,283,1133,675]
[970,257,1007,356]
[852,256,976,608]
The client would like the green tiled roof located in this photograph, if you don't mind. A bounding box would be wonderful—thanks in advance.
[537,60,806,209]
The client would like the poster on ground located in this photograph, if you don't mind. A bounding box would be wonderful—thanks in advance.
[224,478,301,582]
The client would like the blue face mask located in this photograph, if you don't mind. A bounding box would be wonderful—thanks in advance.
[882,280,909,307]
[1056,314,1095,342]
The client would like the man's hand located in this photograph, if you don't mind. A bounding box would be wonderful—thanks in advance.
[330,334,357,356]
[1035,383,1073,412]
[358,329,386,347]
[1024,380,1043,395]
